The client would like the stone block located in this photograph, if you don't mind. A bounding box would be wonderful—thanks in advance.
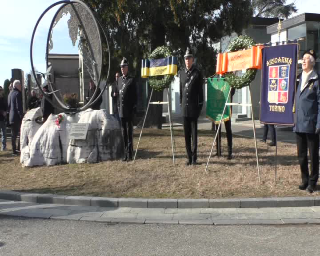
[276,197,314,207]
[20,193,40,203]
[118,198,148,208]
[148,199,177,208]
[209,199,240,208]
[240,198,278,208]
[0,190,21,201]
[90,197,118,207]
[64,196,92,206]
[178,199,209,208]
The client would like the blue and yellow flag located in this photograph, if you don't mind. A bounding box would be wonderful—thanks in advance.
[141,56,178,78]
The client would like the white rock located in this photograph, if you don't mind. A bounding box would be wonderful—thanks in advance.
[20,109,123,167]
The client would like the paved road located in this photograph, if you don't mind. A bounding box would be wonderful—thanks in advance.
[1,215,320,256]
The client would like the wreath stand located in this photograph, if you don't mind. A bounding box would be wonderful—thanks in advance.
[133,85,176,164]
[205,84,261,183]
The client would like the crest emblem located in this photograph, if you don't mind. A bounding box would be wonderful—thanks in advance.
[268,65,289,104]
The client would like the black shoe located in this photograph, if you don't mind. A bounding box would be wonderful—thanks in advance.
[227,154,232,160]
[186,161,192,166]
[268,142,276,147]
[260,139,266,143]
[127,156,133,161]
[122,156,128,162]
[306,185,315,193]
[298,183,308,190]
[192,160,198,165]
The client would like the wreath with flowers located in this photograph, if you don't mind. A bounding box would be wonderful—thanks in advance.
[148,46,175,91]
[224,35,257,89]
[55,114,64,128]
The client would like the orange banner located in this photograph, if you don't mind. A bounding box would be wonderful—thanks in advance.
[216,46,263,75]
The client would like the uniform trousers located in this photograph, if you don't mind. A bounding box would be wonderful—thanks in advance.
[121,117,133,159]
[296,132,319,187]
[263,124,276,144]
[11,120,21,153]
[215,119,232,156]
[183,117,198,163]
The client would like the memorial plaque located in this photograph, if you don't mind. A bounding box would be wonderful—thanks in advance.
[69,123,89,140]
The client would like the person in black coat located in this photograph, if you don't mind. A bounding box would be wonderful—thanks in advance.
[0,86,7,151]
[111,72,120,121]
[28,90,40,110]
[8,80,23,155]
[179,47,204,165]
[117,57,137,161]
[294,49,320,193]
[41,84,54,122]
[86,80,102,110]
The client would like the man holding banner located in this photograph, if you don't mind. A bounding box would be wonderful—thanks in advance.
[179,47,203,165]
[294,49,320,193]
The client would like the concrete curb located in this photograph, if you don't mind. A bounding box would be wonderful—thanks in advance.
[0,190,319,208]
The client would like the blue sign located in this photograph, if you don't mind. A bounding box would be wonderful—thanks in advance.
[260,44,298,126]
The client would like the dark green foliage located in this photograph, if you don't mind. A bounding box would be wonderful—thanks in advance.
[252,0,297,19]
[83,0,253,79]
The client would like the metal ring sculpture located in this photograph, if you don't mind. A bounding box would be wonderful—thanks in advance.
[30,0,110,113]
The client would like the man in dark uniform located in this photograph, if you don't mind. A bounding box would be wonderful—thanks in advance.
[86,80,102,110]
[117,57,137,161]
[8,80,23,155]
[41,84,54,122]
[179,47,204,165]
[111,72,120,121]
[294,49,320,193]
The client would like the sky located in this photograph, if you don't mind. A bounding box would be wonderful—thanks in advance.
[0,0,320,86]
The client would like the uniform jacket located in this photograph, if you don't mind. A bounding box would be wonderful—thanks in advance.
[117,75,137,119]
[41,93,54,119]
[87,87,102,110]
[0,95,7,122]
[294,70,320,134]
[111,81,119,114]
[8,88,23,124]
[179,65,204,118]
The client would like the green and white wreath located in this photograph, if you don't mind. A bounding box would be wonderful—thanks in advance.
[224,35,257,89]
[148,46,175,91]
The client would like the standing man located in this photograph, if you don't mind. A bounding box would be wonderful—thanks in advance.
[0,86,7,151]
[294,49,320,193]
[86,79,102,110]
[8,80,23,155]
[179,47,204,165]
[111,72,120,121]
[41,84,54,122]
[118,57,137,161]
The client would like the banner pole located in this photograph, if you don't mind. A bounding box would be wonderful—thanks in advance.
[205,87,232,173]
[275,126,278,183]
[167,85,175,164]
[249,85,261,183]
[133,88,154,162]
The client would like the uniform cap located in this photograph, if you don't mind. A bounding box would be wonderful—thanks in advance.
[120,57,129,67]
[184,47,193,58]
